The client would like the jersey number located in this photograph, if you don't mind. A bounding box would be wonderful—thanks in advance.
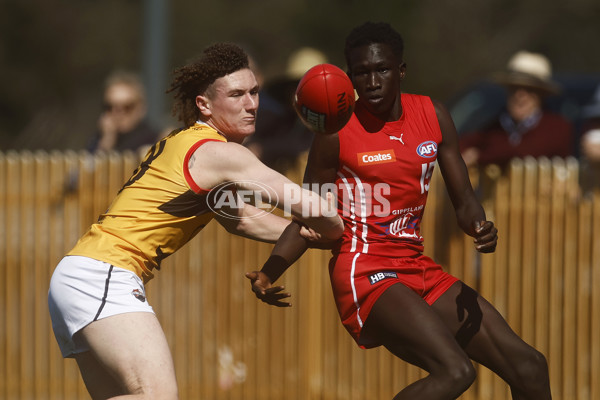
[116,139,170,268]
[119,140,166,193]
[420,162,435,194]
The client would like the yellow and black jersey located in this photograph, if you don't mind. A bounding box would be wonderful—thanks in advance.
[68,123,225,283]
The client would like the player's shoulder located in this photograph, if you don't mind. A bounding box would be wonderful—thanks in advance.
[431,98,450,115]
[400,93,450,122]
[402,92,429,100]
[168,124,224,149]
[180,124,224,140]
[401,92,432,103]
[194,138,253,165]
[402,93,445,112]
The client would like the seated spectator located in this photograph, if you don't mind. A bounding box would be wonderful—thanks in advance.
[460,51,574,169]
[88,70,161,157]
[579,84,600,194]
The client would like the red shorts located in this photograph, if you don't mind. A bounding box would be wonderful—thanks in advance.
[328,252,459,348]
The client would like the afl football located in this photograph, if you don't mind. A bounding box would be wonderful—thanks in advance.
[293,64,355,134]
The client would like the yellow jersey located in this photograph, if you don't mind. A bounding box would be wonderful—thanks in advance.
[68,123,225,283]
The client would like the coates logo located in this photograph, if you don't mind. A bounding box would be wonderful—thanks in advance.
[416,141,438,158]
[207,180,278,220]
[358,149,396,166]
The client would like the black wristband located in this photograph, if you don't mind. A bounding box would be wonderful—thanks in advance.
[260,255,290,283]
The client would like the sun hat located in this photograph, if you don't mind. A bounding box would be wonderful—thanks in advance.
[494,50,561,96]
[285,47,328,80]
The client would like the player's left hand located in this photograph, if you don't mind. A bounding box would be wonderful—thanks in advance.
[473,220,498,253]
[245,271,292,307]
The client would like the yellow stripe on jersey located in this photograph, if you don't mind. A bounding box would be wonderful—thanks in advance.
[68,123,226,283]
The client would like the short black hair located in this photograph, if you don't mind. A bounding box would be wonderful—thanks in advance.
[168,43,250,127]
[344,22,404,68]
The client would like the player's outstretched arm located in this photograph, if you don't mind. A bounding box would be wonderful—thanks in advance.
[189,140,343,240]
[214,198,291,243]
[215,199,335,245]
[434,100,498,253]
[247,132,341,306]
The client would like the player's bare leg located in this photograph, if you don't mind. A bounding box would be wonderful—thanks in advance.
[75,351,124,399]
[431,282,552,399]
[74,312,178,399]
[362,282,476,400]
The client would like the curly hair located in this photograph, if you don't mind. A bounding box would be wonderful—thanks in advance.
[344,22,404,69]
[168,43,249,127]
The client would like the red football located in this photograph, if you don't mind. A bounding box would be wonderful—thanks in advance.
[293,63,355,134]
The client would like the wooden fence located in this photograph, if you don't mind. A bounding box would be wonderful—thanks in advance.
[0,150,598,400]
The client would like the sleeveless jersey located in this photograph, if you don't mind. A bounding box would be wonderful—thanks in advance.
[68,123,225,283]
[335,94,442,257]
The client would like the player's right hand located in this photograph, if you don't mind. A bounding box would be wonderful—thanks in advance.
[473,220,498,253]
[245,271,292,307]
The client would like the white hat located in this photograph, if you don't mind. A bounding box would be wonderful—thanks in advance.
[494,50,561,95]
[285,47,328,80]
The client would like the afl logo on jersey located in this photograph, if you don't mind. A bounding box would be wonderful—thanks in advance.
[416,141,438,158]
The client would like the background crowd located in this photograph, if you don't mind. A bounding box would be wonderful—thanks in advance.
[1,0,600,184]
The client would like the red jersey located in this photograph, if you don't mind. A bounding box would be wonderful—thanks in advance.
[335,93,442,257]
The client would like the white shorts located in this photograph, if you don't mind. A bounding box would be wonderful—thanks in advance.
[48,255,154,358]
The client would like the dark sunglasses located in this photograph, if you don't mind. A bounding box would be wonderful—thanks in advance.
[103,101,137,113]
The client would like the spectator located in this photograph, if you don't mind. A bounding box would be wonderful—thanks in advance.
[579,84,600,194]
[460,51,574,169]
[88,70,161,157]
[245,47,328,173]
